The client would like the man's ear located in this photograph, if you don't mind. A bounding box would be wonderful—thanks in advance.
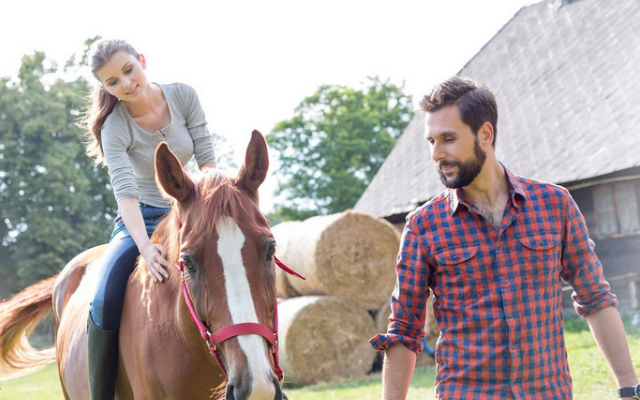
[479,122,494,147]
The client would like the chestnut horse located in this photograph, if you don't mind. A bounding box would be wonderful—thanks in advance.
[0,131,288,400]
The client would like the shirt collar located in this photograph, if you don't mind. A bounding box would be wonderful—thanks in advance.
[447,163,528,216]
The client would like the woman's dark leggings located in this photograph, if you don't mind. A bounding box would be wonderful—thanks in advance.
[89,203,170,331]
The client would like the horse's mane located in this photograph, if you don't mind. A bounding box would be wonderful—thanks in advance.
[133,169,247,292]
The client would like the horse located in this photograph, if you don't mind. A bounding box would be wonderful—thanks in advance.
[0,130,294,400]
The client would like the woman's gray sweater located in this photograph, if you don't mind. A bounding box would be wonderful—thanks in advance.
[102,82,216,208]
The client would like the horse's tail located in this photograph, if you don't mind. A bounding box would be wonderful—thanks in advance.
[0,275,57,380]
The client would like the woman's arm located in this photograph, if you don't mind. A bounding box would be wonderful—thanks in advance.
[118,198,169,282]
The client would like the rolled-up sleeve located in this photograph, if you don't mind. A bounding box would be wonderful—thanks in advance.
[102,121,139,203]
[560,191,618,317]
[370,217,431,353]
[179,83,216,167]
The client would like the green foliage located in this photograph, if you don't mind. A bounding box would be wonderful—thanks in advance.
[0,50,115,297]
[266,77,412,218]
[265,206,319,227]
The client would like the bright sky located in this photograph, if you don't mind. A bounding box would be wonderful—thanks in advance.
[1,0,536,212]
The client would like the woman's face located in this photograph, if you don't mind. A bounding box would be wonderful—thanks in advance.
[95,51,148,102]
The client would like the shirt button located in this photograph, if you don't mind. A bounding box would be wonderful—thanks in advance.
[539,240,547,245]
[502,279,508,284]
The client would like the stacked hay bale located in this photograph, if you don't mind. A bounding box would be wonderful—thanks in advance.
[273,210,400,385]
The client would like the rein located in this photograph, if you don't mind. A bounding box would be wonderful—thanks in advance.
[176,222,304,381]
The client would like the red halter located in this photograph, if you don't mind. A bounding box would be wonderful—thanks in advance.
[176,222,304,381]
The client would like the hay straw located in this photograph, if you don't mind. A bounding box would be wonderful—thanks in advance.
[278,296,377,385]
[272,211,399,310]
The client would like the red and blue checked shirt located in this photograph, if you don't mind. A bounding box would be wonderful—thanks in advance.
[370,166,618,400]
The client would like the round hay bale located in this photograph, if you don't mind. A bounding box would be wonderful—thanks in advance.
[278,296,377,385]
[272,221,304,298]
[375,300,392,334]
[271,211,399,310]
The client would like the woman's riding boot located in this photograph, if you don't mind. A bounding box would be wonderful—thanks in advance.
[88,316,119,400]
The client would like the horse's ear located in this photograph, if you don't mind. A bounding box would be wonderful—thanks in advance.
[155,142,195,203]
[236,130,269,203]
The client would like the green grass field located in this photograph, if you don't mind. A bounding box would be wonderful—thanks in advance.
[2,318,639,400]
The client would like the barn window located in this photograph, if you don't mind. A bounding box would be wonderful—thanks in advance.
[594,182,640,236]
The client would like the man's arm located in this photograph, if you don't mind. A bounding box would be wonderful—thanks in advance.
[382,344,417,400]
[585,306,639,398]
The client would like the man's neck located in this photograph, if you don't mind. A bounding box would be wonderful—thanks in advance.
[460,159,509,208]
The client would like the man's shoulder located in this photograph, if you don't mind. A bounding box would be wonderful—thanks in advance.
[513,173,571,202]
[406,190,450,223]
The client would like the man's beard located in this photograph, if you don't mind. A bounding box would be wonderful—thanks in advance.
[437,137,487,189]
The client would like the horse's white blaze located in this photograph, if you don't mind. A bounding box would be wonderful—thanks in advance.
[217,216,274,397]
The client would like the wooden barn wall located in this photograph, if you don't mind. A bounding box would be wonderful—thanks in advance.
[563,180,640,315]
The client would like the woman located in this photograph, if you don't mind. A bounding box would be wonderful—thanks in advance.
[82,39,216,400]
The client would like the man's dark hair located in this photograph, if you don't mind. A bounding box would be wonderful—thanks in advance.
[420,77,498,147]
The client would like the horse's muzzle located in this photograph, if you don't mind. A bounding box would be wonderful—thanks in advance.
[225,376,283,400]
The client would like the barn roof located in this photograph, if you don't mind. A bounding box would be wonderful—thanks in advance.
[355,0,640,220]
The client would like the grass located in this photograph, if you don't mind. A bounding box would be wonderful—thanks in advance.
[0,362,63,400]
[2,318,639,400]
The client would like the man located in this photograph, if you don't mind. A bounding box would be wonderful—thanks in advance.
[370,77,639,400]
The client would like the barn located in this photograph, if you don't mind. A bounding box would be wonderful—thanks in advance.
[354,0,640,315]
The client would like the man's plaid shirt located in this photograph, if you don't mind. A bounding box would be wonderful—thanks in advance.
[370,166,618,399]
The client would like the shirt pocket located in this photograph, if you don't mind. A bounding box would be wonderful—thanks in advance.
[517,231,561,289]
[434,246,485,304]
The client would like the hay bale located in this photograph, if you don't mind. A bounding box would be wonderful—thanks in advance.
[278,296,377,385]
[271,211,399,310]
[273,221,304,299]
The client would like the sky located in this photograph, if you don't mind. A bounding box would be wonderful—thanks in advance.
[1,0,537,212]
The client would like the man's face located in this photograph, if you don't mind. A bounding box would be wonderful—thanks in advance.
[425,105,487,189]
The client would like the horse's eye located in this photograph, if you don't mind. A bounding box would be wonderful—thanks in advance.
[180,256,195,271]
[266,243,276,262]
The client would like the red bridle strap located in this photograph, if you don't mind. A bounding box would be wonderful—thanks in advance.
[211,323,276,348]
[274,256,304,280]
[176,222,304,381]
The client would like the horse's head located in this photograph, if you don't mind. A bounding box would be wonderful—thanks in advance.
[155,131,282,400]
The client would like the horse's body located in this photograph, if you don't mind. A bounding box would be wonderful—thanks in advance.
[0,131,284,400]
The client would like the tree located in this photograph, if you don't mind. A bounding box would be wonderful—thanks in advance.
[266,77,413,218]
[0,43,233,298]
[0,50,115,297]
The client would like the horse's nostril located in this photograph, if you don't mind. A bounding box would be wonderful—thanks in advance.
[273,377,285,400]
[226,380,251,400]
[225,381,236,400]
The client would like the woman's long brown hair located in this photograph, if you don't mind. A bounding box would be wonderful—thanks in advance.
[80,39,140,165]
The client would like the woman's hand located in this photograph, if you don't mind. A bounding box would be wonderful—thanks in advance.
[140,242,170,282]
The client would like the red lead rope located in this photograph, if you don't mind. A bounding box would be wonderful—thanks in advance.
[177,245,304,381]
